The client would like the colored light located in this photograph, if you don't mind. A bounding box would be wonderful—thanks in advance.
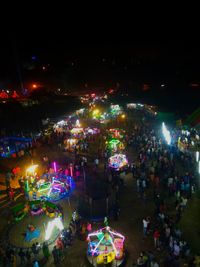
[121,114,126,119]
[108,139,122,152]
[71,128,83,134]
[109,154,128,170]
[45,217,64,240]
[67,138,77,144]
[26,164,38,174]
[92,109,100,117]
[70,165,73,177]
[32,84,37,89]
[87,226,125,256]
[93,235,104,254]
[37,182,51,192]
[109,139,120,146]
[53,162,57,173]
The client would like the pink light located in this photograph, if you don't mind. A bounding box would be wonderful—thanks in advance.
[109,230,125,241]
[70,165,73,177]
[53,162,57,173]
[52,187,61,192]
[88,226,125,256]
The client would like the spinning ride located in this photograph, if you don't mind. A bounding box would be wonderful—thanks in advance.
[87,226,125,266]
[108,154,128,171]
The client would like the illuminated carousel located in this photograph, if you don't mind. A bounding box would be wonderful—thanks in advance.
[107,139,125,154]
[8,200,64,249]
[24,165,75,202]
[108,128,125,140]
[87,226,126,266]
[108,154,128,171]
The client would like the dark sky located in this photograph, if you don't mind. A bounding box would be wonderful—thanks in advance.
[1,31,200,90]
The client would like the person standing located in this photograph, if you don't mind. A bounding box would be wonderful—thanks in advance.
[42,242,50,260]
[9,188,15,202]
[31,243,39,260]
[143,217,148,237]
[9,252,16,267]
[94,158,99,168]
[18,248,26,265]
[151,260,160,267]
[33,260,40,267]
[26,249,31,264]
[52,246,59,264]
[153,229,160,249]
[87,222,92,233]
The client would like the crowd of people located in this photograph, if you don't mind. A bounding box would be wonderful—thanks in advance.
[126,111,199,266]
[0,107,200,267]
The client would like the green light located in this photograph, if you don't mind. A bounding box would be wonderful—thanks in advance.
[25,180,29,192]
[109,139,120,146]
[38,182,51,192]
[108,138,121,151]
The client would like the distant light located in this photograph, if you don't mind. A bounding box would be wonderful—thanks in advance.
[53,162,57,173]
[191,141,194,146]
[196,151,199,163]
[161,84,165,87]
[26,164,38,174]
[32,84,37,89]
[31,56,36,60]
[92,109,100,116]
[57,88,61,92]
[121,114,126,119]
[6,90,9,93]
[75,119,81,127]
[162,122,171,145]
[199,161,200,174]
[186,131,190,136]
[42,66,46,70]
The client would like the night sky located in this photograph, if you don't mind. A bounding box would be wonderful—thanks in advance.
[1,31,200,92]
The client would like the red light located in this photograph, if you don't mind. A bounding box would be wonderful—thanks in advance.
[190,83,199,87]
[32,84,37,88]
